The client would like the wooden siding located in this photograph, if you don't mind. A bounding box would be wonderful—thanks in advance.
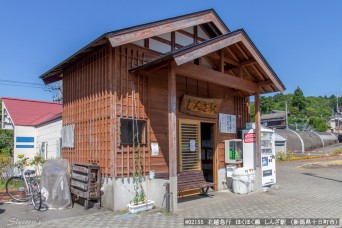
[148,73,250,173]
[62,43,249,177]
[63,44,160,177]
[175,75,249,169]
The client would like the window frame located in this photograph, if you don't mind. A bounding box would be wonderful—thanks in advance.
[120,118,147,146]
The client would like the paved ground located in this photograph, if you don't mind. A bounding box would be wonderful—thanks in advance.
[1,148,342,227]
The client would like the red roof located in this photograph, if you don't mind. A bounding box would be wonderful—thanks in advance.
[1,97,62,126]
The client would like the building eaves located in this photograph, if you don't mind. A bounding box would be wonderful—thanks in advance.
[39,9,229,84]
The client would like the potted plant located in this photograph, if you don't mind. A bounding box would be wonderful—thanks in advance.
[127,133,154,213]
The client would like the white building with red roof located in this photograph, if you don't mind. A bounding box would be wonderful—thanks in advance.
[1,97,62,161]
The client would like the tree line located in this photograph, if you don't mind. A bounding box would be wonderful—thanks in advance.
[250,87,339,132]
[0,99,14,155]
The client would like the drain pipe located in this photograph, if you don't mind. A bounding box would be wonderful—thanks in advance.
[164,182,170,212]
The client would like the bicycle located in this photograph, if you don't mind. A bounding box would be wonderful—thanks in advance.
[5,157,42,210]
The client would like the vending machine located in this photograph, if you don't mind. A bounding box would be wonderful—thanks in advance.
[242,124,276,186]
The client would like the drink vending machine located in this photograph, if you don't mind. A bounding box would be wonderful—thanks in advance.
[242,124,276,186]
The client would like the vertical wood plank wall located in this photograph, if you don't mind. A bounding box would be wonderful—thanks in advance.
[174,76,249,170]
[148,74,250,173]
[63,43,249,177]
[63,44,160,177]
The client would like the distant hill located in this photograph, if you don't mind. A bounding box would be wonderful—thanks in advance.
[250,87,339,132]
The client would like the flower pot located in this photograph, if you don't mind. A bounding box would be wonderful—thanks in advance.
[127,200,154,213]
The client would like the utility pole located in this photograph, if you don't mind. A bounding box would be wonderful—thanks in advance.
[337,92,339,114]
[285,101,288,130]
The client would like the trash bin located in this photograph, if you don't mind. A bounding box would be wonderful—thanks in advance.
[232,168,250,194]
[247,169,255,192]
[226,164,236,189]
[41,159,72,209]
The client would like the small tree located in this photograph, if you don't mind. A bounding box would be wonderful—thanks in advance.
[292,86,306,113]
[131,133,146,205]
[30,155,46,176]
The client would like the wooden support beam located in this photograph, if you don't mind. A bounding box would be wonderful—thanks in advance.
[171,31,176,51]
[144,38,149,49]
[207,52,240,66]
[109,13,227,47]
[235,43,249,60]
[240,35,284,92]
[251,64,265,81]
[168,61,177,212]
[225,46,240,62]
[225,59,256,71]
[255,91,261,168]
[239,67,244,79]
[177,29,206,42]
[175,62,258,92]
[174,33,242,65]
[257,80,272,87]
[194,25,198,43]
[150,36,183,49]
[220,49,224,72]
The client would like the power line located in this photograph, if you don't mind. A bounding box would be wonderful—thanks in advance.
[0,82,46,89]
[0,79,43,86]
[0,79,46,90]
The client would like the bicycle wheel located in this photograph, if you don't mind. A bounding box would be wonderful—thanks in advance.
[30,178,41,211]
[6,177,30,202]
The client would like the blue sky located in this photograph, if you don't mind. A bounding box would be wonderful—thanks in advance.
[1,0,342,101]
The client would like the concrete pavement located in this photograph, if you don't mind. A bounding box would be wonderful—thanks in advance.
[1,155,342,227]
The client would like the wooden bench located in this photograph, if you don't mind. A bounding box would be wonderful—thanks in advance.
[177,170,215,197]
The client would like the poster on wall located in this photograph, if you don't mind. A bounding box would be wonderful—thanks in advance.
[151,143,159,156]
[189,139,196,152]
[219,113,236,133]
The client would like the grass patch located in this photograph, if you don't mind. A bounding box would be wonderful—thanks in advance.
[302,160,342,168]
[286,155,328,161]
[0,179,7,191]
[334,148,342,155]
[276,154,329,162]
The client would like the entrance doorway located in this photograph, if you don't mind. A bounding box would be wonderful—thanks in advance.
[201,122,214,182]
[178,119,217,188]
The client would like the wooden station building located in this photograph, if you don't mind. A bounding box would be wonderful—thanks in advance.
[40,9,285,211]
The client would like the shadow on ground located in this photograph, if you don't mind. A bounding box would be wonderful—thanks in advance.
[0,201,5,214]
[301,172,342,183]
[178,193,215,203]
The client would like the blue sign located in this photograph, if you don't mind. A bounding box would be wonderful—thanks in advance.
[16,136,34,149]
[262,157,268,166]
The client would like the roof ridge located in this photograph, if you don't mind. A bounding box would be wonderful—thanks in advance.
[105,8,229,38]
[40,8,230,83]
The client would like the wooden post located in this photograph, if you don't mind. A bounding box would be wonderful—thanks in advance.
[254,91,262,192]
[168,61,177,212]
[220,49,224,73]
[255,92,261,167]
[171,32,176,51]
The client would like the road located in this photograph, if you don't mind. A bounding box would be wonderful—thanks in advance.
[1,154,341,227]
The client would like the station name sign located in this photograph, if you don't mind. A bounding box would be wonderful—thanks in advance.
[180,95,222,118]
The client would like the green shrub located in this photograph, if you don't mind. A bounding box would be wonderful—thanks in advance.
[276,151,292,161]
[0,155,13,178]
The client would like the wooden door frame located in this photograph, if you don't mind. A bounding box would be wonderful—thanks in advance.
[178,118,218,189]
[199,120,218,190]
[178,119,201,173]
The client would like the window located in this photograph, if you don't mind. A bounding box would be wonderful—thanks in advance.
[40,142,47,159]
[120,119,147,145]
[62,125,75,148]
[56,138,62,157]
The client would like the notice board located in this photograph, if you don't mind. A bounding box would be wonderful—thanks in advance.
[219,113,236,133]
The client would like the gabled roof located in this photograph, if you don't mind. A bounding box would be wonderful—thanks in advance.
[1,97,62,126]
[261,111,287,120]
[130,29,286,93]
[40,9,229,84]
